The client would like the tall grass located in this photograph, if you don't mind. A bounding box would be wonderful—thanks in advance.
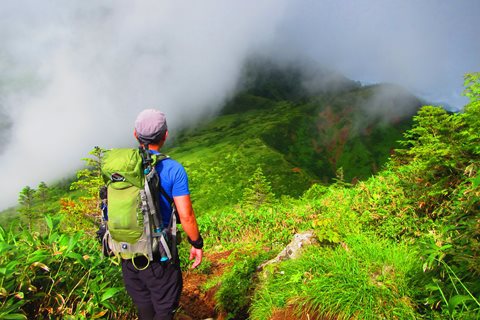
[250,235,424,320]
[0,215,134,319]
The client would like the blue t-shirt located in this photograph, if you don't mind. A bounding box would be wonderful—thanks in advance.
[150,151,190,227]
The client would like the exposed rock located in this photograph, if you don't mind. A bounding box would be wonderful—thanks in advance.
[257,231,317,271]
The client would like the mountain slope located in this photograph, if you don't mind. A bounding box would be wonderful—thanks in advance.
[166,101,318,212]
[164,64,421,212]
[262,83,421,182]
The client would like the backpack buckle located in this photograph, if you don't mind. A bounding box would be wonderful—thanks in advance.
[111,173,125,182]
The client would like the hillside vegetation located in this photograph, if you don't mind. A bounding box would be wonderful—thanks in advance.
[170,60,420,212]
[1,67,478,319]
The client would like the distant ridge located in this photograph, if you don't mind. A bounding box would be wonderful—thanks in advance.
[219,58,422,182]
[161,59,423,212]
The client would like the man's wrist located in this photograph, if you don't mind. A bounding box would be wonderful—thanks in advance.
[188,235,204,249]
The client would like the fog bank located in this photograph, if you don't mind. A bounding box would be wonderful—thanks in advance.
[0,1,478,209]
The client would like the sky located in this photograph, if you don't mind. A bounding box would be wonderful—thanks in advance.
[0,0,479,210]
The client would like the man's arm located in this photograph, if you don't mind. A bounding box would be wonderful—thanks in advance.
[173,194,203,268]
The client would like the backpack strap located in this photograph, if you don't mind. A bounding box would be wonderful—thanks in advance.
[154,159,180,262]
[153,154,180,225]
[159,183,178,259]
[149,152,180,261]
[145,168,163,229]
[159,186,180,223]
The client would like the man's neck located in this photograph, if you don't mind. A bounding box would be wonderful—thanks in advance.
[143,141,164,151]
[148,144,160,151]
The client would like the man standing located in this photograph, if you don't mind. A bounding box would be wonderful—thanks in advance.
[122,109,203,320]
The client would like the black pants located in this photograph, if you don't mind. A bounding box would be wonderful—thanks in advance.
[121,256,182,320]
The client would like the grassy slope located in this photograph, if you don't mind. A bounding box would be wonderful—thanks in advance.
[165,101,318,213]
[205,99,480,319]
[157,85,430,319]
[164,83,418,214]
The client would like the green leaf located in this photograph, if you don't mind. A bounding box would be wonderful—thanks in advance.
[472,175,480,188]
[0,243,14,255]
[65,252,84,262]
[0,314,28,320]
[424,283,439,291]
[448,295,472,314]
[45,215,53,231]
[26,250,50,264]
[100,287,123,302]
[100,300,115,310]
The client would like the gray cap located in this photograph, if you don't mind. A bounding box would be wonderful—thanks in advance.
[134,109,168,144]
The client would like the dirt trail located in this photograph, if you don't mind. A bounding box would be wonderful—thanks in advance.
[176,251,232,320]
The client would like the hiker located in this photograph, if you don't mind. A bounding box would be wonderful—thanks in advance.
[121,109,204,320]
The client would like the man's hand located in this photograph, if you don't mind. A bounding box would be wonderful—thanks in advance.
[189,246,203,269]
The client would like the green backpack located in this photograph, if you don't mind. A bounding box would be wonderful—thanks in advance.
[100,147,177,268]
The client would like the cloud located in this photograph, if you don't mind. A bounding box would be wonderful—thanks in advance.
[274,0,480,109]
[0,0,478,209]
[0,1,288,209]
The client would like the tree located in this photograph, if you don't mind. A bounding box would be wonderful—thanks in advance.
[18,185,36,230]
[70,146,105,198]
[64,146,106,231]
[242,166,275,210]
[462,73,480,157]
[463,72,480,102]
[36,181,50,215]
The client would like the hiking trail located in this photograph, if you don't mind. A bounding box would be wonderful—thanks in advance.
[175,250,232,320]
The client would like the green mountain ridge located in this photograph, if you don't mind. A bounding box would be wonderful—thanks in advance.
[164,67,421,211]
[1,63,422,215]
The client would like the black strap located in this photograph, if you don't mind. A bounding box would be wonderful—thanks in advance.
[159,185,174,205]
[188,235,204,249]
[159,185,181,225]
[158,179,180,262]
